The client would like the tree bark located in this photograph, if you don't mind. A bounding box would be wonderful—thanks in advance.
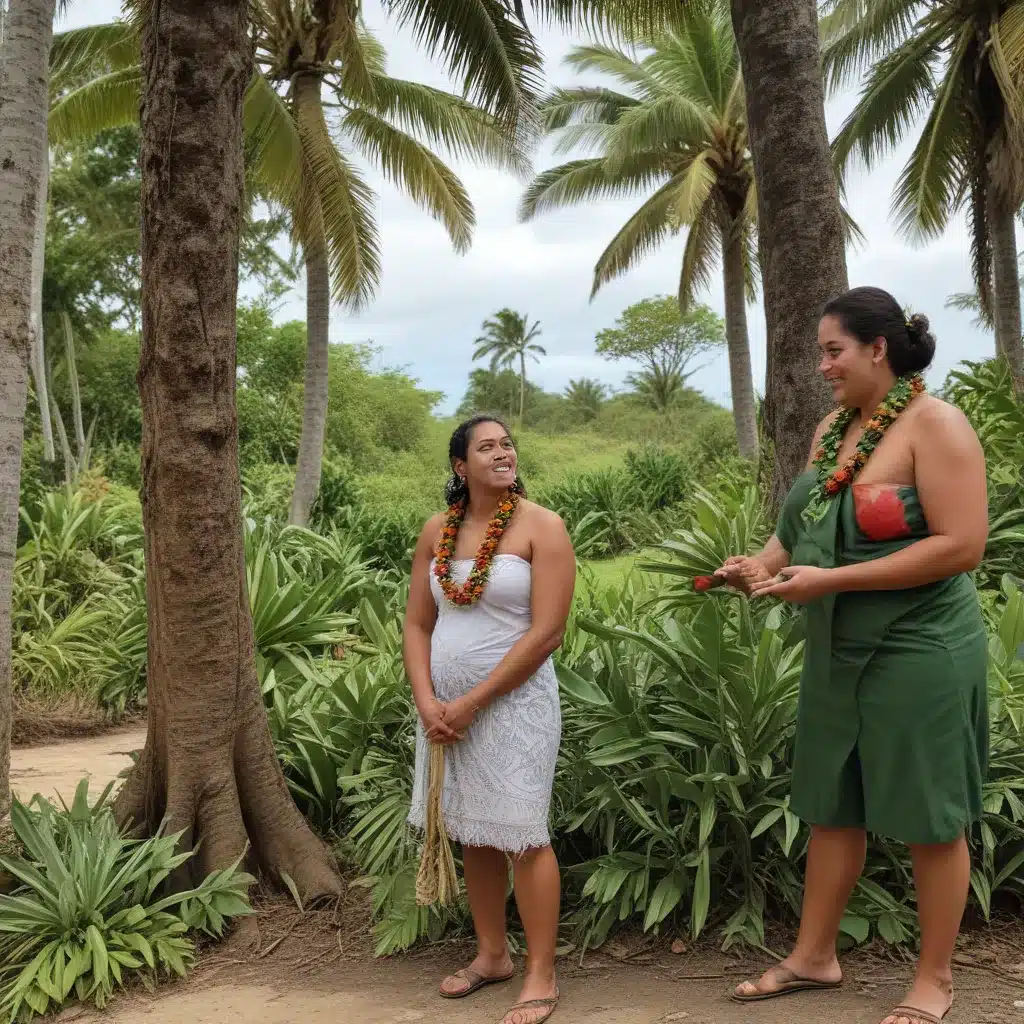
[519,350,526,421]
[988,193,1023,382]
[288,74,331,529]
[116,0,340,898]
[730,0,847,507]
[0,0,55,822]
[31,152,55,463]
[721,217,758,459]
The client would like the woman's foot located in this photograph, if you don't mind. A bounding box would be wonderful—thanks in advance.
[439,952,515,998]
[733,954,843,1000]
[501,973,559,1024]
[880,976,953,1023]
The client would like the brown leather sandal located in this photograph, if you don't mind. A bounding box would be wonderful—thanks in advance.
[730,965,842,1002]
[499,989,559,1023]
[881,1007,950,1024]
[439,966,515,999]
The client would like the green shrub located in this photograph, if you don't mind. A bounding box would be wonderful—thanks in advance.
[0,782,253,1022]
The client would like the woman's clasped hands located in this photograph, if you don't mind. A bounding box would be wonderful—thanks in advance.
[418,695,478,744]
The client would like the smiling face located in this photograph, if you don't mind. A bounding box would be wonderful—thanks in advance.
[817,313,890,407]
[453,420,517,496]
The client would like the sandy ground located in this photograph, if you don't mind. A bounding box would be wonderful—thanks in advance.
[10,733,1024,1024]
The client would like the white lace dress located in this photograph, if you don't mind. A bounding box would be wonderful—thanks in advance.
[408,554,562,853]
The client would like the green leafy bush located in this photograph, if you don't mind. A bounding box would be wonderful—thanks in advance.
[0,782,253,1022]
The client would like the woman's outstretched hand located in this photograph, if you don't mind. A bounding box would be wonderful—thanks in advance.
[715,556,773,595]
[749,565,834,604]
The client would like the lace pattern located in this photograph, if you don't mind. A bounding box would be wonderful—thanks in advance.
[408,555,561,853]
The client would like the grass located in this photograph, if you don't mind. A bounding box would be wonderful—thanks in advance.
[578,550,658,592]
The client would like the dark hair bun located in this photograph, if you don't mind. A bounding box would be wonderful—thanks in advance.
[904,312,936,373]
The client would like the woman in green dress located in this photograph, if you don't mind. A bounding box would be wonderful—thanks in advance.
[717,287,989,1024]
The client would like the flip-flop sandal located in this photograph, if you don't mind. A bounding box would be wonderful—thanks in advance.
[499,989,559,1024]
[439,966,515,1000]
[881,1007,950,1024]
[730,966,843,1003]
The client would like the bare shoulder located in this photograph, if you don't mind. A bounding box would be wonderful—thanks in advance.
[908,393,975,434]
[518,500,571,547]
[907,394,982,453]
[416,512,445,552]
[805,407,843,465]
[518,498,568,533]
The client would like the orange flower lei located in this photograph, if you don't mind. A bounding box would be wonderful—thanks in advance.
[803,373,925,523]
[433,491,520,606]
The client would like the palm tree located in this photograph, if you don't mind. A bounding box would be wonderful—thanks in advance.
[564,377,607,421]
[116,0,342,897]
[521,8,761,457]
[0,0,57,823]
[47,8,527,527]
[822,0,1024,380]
[472,308,546,421]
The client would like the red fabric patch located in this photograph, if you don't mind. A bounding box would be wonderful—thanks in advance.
[853,484,911,541]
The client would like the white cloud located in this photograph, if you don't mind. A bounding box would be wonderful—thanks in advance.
[63,0,1002,413]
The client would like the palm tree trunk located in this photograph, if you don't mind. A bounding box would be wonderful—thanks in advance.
[289,73,331,529]
[115,0,340,897]
[31,150,55,462]
[519,350,526,421]
[721,218,758,459]
[0,0,55,823]
[730,0,846,507]
[988,194,1023,382]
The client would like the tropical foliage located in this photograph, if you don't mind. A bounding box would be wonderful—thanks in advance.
[821,0,1024,376]
[472,309,547,421]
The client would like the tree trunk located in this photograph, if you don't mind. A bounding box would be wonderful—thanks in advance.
[31,152,55,463]
[519,351,526,421]
[721,218,758,459]
[115,0,340,898]
[0,0,55,822]
[730,0,847,508]
[988,193,1023,382]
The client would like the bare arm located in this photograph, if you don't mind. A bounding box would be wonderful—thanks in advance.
[827,404,988,592]
[403,517,457,742]
[448,512,575,721]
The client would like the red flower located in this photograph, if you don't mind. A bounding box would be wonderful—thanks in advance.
[854,485,910,541]
[693,575,717,593]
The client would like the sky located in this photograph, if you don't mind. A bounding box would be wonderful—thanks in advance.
[64,1,1001,415]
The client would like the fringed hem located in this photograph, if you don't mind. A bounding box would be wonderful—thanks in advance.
[407,808,551,856]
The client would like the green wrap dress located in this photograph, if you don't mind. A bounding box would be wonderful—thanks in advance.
[777,473,988,845]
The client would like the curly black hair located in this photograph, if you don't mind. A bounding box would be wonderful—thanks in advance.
[444,414,527,506]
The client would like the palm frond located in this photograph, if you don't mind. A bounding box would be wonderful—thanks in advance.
[667,149,715,227]
[343,108,474,253]
[562,42,653,92]
[380,0,543,136]
[819,0,925,95]
[295,76,381,308]
[538,86,639,132]
[678,203,718,309]
[48,67,142,145]
[243,71,304,215]
[591,175,680,296]
[518,154,672,220]
[830,27,940,179]
[357,74,529,174]
[890,26,973,242]
[604,93,714,172]
[50,22,138,90]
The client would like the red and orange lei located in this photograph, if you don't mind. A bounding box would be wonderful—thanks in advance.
[802,372,925,523]
[433,491,520,606]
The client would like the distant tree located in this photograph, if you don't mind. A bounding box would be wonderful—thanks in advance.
[564,377,607,422]
[596,296,724,413]
[458,366,542,422]
[472,308,546,420]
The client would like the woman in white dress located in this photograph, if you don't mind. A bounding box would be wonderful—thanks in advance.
[405,415,575,1024]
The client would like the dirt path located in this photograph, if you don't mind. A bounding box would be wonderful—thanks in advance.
[10,732,1024,1024]
[10,726,145,805]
